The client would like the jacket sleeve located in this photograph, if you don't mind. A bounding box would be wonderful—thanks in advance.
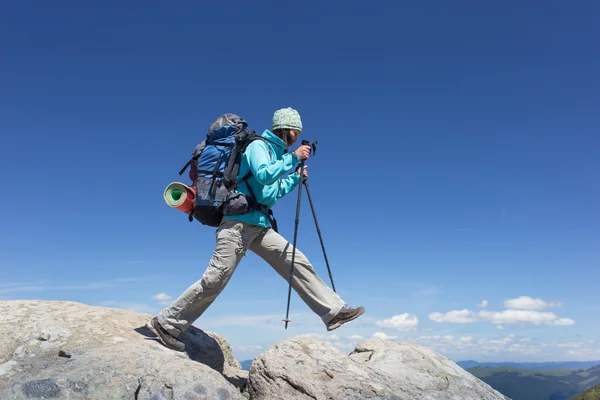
[277,173,301,199]
[246,141,300,185]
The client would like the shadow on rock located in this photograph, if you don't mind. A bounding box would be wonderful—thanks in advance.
[134,325,226,373]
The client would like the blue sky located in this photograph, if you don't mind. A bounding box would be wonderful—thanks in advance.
[1,1,598,363]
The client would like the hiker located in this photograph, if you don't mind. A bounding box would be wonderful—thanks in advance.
[148,107,365,351]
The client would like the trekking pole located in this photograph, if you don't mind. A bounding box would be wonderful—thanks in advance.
[283,144,308,329]
[303,179,336,292]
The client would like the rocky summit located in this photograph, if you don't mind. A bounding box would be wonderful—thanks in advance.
[0,300,508,399]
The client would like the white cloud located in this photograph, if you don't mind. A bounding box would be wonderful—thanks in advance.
[297,332,364,353]
[429,308,575,326]
[455,337,473,349]
[508,343,542,355]
[496,325,504,330]
[349,335,364,340]
[0,281,44,289]
[298,333,347,343]
[376,313,419,330]
[406,334,600,361]
[429,309,475,324]
[504,296,562,310]
[478,300,488,308]
[418,335,454,342]
[405,334,572,359]
[152,292,171,301]
[566,347,600,359]
[0,278,143,294]
[235,345,263,352]
[372,332,397,340]
[479,310,574,326]
[201,313,291,328]
[99,301,155,314]
[414,286,440,299]
[488,334,515,345]
[557,342,585,348]
[152,292,172,305]
[554,318,576,326]
[299,333,329,340]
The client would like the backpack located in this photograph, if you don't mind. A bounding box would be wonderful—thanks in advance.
[178,114,276,229]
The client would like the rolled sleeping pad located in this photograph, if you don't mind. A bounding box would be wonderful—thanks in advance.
[164,182,196,214]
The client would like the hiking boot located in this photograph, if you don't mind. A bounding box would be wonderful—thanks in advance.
[147,317,185,352]
[327,306,366,331]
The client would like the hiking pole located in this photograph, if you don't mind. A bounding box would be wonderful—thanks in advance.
[303,179,336,292]
[283,140,315,329]
[283,153,306,329]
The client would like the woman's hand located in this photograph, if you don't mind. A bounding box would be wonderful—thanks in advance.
[296,165,308,180]
[293,145,311,160]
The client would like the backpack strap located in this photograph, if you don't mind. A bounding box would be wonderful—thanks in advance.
[208,151,225,212]
[178,158,196,177]
[229,136,273,191]
[228,171,252,192]
[179,142,206,222]
[243,176,278,232]
[237,136,278,231]
[179,141,206,176]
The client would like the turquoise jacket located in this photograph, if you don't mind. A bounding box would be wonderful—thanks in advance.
[223,129,301,227]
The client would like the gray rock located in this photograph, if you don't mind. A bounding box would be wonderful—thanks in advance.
[0,300,510,400]
[248,336,418,399]
[0,300,246,400]
[349,339,507,400]
[248,337,510,400]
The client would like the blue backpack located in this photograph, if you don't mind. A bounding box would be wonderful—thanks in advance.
[178,114,275,228]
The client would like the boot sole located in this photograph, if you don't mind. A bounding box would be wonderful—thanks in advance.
[327,308,366,331]
[146,319,185,352]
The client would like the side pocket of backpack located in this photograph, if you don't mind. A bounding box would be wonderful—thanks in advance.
[192,177,225,227]
[221,192,253,216]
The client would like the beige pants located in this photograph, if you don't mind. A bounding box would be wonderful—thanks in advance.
[157,219,345,337]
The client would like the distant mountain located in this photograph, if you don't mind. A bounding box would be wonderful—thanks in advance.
[458,360,600,371]
[240,359,253,371]
[468,365,600,400]
[569,383,600,400]
[458,360,482,369]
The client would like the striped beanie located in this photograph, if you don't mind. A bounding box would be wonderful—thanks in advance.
[272,107,303,133]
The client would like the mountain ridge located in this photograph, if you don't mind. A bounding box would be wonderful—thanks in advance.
[459,360,600,371]
[569,383,600,400]
[468,364,600,400]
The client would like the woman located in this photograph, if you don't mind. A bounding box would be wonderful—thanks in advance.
[148,107,365,351]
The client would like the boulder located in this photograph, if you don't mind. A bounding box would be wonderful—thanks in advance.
[248,336,509,400]
[0,300,246,400]
[248,336,418,399]
[350,338,507,400]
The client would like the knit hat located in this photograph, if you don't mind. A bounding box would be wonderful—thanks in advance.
[272,107,303,133]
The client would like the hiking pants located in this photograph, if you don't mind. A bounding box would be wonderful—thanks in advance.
[157,219,345,337]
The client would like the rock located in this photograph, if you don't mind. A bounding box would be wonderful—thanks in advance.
[224,366,250,398]
[0,300,510,400]
[248,336,510,400]
[0,300,246,400]
[184,324,241,371]
[349,338,507,400]
[248,336,418,399]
